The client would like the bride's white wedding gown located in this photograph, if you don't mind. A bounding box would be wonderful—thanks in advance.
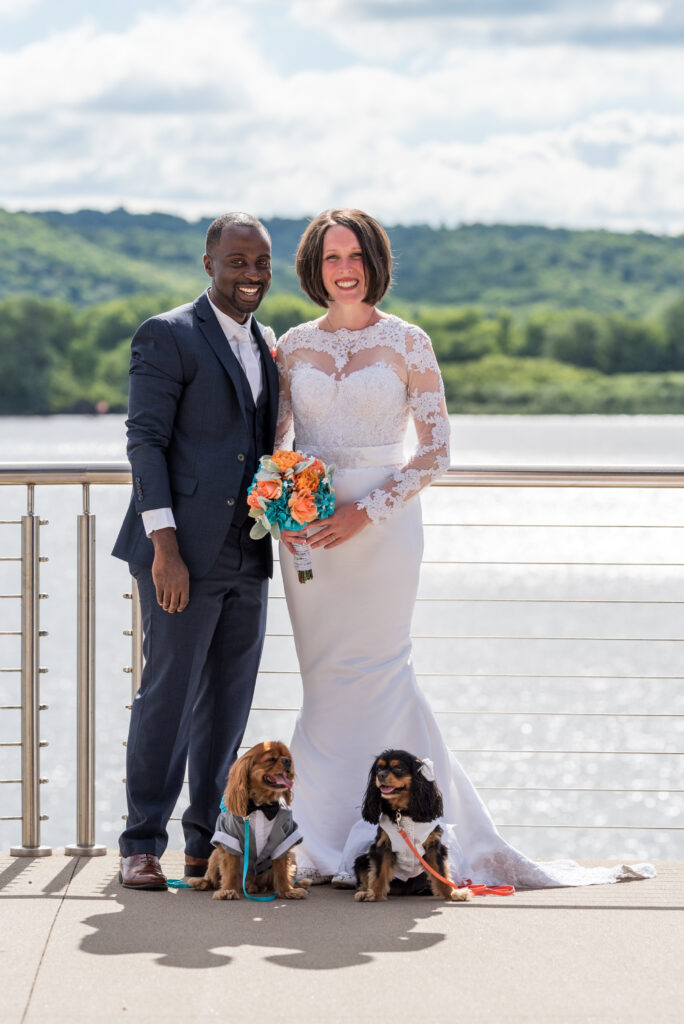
[274,316,654,889]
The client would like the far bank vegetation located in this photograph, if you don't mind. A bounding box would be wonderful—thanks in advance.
[2,210,684,415]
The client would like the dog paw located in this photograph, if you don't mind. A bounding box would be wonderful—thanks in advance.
[213,888,239,901]
[448,887,472,902]
[354,890,377,902]
[187,877,210,890]
[279,887,308,899]
[295,877,312,888]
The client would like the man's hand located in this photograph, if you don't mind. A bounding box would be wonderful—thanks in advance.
[150,528,190,613]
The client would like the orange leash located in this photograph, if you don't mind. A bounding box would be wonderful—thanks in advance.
[397,825,515,897]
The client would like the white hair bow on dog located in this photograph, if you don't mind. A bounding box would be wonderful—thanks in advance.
[418,758,435,781]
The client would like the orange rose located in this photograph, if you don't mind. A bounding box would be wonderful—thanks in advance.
[247,490,262,510]
[256,479,282,500]
[271,450,302,472]
[308,458,325,476]
[294,467,320,493]
[288,491,318,525]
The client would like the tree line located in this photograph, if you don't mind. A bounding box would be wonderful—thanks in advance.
[3,209,684,317]
[2,291,684,415]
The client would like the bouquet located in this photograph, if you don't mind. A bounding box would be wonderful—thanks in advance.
[247,450,335,583]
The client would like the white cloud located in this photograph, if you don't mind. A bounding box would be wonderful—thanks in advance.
[0,0,39,16]
[292,0,683,53]
[0,0,683,231]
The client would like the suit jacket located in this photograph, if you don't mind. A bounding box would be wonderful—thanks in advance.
[112,291,279,578]
[211,806,302,875]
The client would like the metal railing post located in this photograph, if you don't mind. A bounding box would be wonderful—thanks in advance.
[66,484,105,856]
[11,485,51,856]
[131,577,143,699]
[123,579,143,695]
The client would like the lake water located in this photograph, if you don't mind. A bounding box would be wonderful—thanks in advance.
[1,415,682,861]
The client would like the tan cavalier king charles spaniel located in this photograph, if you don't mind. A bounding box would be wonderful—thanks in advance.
[189,741,310,901]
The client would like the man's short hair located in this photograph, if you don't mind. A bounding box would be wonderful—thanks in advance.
[205,213,270,254]
[295,209,393,308]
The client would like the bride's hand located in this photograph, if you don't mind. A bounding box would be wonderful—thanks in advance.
[304,504,371,550]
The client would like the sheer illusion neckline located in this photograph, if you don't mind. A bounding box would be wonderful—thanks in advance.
[313,313,398,337]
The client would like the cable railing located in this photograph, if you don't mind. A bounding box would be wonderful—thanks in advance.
[1,461,683,855]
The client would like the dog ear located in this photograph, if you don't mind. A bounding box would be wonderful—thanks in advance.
[278,744,294,807]
[361,760,383,823]
[407,761,443,822]
[224,751,252,817]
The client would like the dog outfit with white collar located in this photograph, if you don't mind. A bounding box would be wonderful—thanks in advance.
[379,813,440,881]
[211,801,303,875]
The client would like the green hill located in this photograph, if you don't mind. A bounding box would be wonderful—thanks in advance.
[2,208,684,416]
[2,208,683,316]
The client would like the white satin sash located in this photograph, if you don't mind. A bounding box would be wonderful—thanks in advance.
[295,440,404,470]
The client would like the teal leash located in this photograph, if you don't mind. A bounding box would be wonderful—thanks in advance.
[169,800,280,898]
[242,817,276,901]
[167,795,227,889]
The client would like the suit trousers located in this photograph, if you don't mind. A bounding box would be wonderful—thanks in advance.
[119,523,269,859]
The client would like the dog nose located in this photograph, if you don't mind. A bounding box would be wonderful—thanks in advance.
[377,769,388,781]
[282,757,292,770]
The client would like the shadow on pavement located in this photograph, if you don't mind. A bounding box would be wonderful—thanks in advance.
[79,878,452,970]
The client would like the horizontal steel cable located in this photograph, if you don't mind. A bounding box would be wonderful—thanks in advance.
[264,632,684,641]
[267,596,684,604]
[423,522,684,528]
[170,777,681,794]
[449,747,681,755]
[247,705,684,718]
[419,559,684,566]
[255,669,684,679]
[477,786,684,793]
[497,823,684,830]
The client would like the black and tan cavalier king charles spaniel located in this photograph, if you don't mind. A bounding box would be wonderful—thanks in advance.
[354,749,471,902]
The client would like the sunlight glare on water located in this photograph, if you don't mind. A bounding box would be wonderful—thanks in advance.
[1,415,682,859]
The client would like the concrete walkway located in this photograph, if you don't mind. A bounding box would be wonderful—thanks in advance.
[2,852,682,1023]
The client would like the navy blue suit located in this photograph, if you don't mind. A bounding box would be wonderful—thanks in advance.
[113,291,279,858]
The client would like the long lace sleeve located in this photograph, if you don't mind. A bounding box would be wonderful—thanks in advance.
[274,336,294,449]
[356,326,450,523]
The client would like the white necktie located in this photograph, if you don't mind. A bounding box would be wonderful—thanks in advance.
[232,322,262,403]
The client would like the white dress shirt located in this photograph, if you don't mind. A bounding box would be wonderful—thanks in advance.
[207,296,263,404]
[141,295,264,538]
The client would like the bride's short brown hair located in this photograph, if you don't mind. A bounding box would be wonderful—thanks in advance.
[295,209,393,308]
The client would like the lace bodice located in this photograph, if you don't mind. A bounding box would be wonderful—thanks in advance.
[274,315,450,523]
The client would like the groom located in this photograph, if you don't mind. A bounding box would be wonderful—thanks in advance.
[113,213,279,889]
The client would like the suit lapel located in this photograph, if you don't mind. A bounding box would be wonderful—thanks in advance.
[194,292,249,423]
[195,292,278,438]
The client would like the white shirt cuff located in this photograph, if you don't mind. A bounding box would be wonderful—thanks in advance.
[141,507,176,537]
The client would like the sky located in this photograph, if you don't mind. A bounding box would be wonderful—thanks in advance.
[1,0,683,231]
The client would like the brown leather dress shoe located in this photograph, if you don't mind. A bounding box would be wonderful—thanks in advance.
[119,854,168,890]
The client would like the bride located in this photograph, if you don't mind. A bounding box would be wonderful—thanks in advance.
[275,208,654,889]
